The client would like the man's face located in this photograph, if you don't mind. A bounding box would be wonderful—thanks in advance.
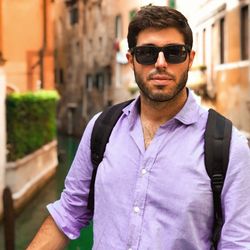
[126,28,195,103]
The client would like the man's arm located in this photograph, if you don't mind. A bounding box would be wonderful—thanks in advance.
[219,130,250,248]
[27,215,69,250]
[27,114,99,249]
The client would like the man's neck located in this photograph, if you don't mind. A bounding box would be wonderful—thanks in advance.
[139,88,188,149]
[140,88,188,125]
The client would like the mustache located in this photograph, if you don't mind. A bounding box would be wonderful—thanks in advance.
[147,70,176,81]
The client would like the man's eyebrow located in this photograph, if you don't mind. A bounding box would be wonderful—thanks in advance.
[137,43,156,46]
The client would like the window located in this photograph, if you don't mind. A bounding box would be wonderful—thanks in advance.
[219,17,225,64]
[64,0,77,5]
[59,68,64,84]
[202,28,206,64]
[55,67,64,85]
[70,6,78,25]
[107,69,112,86]
[115,15,122,39]
[211,23,215,65]
[86,74,93,91]
[95,73,104,91]
[64,0,77,8]
[241,5,249,60]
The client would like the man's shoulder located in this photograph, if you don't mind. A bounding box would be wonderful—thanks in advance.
[231,126,250,149]
[229,126,250,165]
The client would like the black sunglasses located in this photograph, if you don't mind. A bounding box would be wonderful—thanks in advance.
[130,44,191,65]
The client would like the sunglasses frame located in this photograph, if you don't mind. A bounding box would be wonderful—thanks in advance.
[130,44,191,65]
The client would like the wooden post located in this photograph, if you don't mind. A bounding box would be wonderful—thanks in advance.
[3,186,15,250]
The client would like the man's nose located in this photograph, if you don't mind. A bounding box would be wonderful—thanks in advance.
[155,51,168,68]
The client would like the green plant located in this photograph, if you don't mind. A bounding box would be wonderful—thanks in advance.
[6,90,60,161]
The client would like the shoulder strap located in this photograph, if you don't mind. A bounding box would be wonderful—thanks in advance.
[204,109,232,249]
[87,99,134,212]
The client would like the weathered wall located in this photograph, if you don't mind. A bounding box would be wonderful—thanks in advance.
[214,6,250,132]
[2,0,54,92]
[54,0,117,136]
[178,0,250,134]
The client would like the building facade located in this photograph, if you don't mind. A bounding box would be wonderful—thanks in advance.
[177,0,250,134]
[54,0,116,136]
[1,0,55,93]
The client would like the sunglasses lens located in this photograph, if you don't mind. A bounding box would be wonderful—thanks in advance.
[134,47,158,65]
[133,45,189,65]
[164,45,188,64]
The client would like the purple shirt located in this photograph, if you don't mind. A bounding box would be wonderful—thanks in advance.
[48,91,250,250]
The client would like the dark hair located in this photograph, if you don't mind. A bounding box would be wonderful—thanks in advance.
[127,5,193,50]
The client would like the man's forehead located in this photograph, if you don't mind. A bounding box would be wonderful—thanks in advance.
[136,27,185,46]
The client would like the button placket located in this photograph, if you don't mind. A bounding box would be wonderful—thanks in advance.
[127,153,155,249]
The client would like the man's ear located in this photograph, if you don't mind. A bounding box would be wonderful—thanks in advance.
[188,50,196,70]
[126,52,134,69]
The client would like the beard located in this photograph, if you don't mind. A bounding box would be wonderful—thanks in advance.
[134,67,189,103]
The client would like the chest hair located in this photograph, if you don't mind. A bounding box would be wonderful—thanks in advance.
[141,120,160,149]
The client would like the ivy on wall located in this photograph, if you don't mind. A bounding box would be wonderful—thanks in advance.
[6,90,60,161]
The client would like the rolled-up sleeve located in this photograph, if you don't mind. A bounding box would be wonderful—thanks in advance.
[219,128,250,249]
[47,113,100,239]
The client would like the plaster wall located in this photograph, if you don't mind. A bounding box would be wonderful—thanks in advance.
[2,0,54,92]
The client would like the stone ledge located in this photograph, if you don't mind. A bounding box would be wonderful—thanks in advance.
[5,140,58,214]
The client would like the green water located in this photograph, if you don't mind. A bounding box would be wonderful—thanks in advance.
[0,135,93,250]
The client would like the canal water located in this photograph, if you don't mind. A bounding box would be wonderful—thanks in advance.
[0,135,93,250]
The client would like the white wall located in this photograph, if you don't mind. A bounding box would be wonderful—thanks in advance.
[0,66,6,217]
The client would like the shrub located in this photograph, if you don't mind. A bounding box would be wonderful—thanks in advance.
[6,90,60,161]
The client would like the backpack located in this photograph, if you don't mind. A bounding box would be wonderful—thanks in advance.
[87,100,232,250]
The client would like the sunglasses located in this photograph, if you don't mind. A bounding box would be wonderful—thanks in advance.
[130,44,191,65]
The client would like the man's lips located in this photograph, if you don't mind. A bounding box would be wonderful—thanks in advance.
[149,74,174,81]
[149,75,174,85]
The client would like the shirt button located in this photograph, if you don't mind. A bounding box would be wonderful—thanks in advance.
[134,206,140,213]
[141,168,147,175]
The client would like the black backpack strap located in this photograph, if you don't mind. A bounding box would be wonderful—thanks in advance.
[204,109,232,250]
[87,99,134,212]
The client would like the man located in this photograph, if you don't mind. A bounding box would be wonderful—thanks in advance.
[28,5,250,250]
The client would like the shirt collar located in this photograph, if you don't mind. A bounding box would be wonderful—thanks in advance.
[173,89,202,125]
[122,89,202,126]
[122,96,140,127]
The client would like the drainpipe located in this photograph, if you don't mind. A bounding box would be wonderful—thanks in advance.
[40,0,47,89]
[0,0,7,221]
[0,58,6,223]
